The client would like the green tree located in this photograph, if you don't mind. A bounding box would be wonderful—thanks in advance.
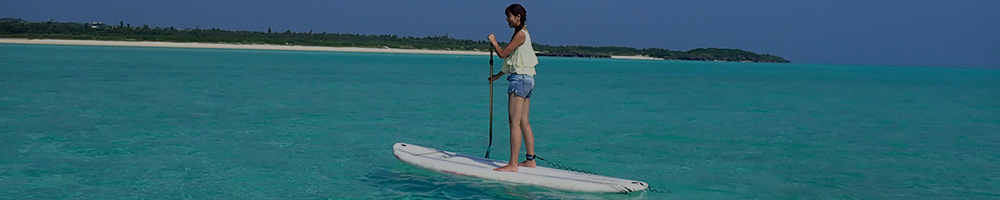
[0,18,789,63]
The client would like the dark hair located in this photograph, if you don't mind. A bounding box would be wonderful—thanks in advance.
[505,4,527,32]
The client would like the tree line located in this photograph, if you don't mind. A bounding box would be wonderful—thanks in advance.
[0,18,788,63]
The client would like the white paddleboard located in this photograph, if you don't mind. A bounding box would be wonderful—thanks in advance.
[392,143,649,193]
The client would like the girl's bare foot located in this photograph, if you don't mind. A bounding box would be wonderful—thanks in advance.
[518,160,536,167]
[494,164,518,172]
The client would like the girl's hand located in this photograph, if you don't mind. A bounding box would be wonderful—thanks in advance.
[488,73,503,83]
[487,34,496,43]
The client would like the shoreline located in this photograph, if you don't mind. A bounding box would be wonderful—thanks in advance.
[0,38,663,60]
[609,55,664,60]
[0,38,491,56]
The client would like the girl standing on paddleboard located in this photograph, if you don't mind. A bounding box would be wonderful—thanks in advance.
[488,3,539,172]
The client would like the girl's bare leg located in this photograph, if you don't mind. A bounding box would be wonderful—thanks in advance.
[495,93,526,172]
[519,98,536,167]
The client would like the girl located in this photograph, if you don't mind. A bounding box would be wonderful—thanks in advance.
[488,3,539,172]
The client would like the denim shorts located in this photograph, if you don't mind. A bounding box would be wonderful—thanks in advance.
[507,74,534,98]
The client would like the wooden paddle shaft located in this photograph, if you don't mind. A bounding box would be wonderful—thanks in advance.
[487,43,494,158]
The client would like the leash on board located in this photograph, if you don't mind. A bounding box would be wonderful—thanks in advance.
[646,186,670,194]
[532,155,597,175]
[485,43,494,159]
[533,155,669,194]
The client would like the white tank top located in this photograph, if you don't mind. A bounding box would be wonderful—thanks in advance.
[501,29,538,76]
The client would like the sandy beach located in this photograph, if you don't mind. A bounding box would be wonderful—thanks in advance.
[0,38,491,56]
[0,38,664,60]
[609,55,665,60]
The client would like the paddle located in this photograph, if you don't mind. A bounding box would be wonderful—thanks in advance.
[485,43,495,158]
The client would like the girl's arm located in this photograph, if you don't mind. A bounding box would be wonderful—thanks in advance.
[488,31,527,59]
[488,71,505,83]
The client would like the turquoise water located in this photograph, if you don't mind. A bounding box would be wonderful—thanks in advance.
[1,43,998,199]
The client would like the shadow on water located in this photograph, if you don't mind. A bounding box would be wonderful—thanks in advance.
[361,164,658,199]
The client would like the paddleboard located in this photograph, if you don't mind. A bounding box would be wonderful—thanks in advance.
[392,143,649,193]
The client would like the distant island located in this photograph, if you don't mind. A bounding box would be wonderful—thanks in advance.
[0,18,789,63]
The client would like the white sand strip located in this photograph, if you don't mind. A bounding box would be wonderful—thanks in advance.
[0,38,491,56]
[610,55,664,60]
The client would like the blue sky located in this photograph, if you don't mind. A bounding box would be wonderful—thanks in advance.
[3,0,998,68]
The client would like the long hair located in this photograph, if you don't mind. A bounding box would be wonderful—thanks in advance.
[505,4,527,33]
